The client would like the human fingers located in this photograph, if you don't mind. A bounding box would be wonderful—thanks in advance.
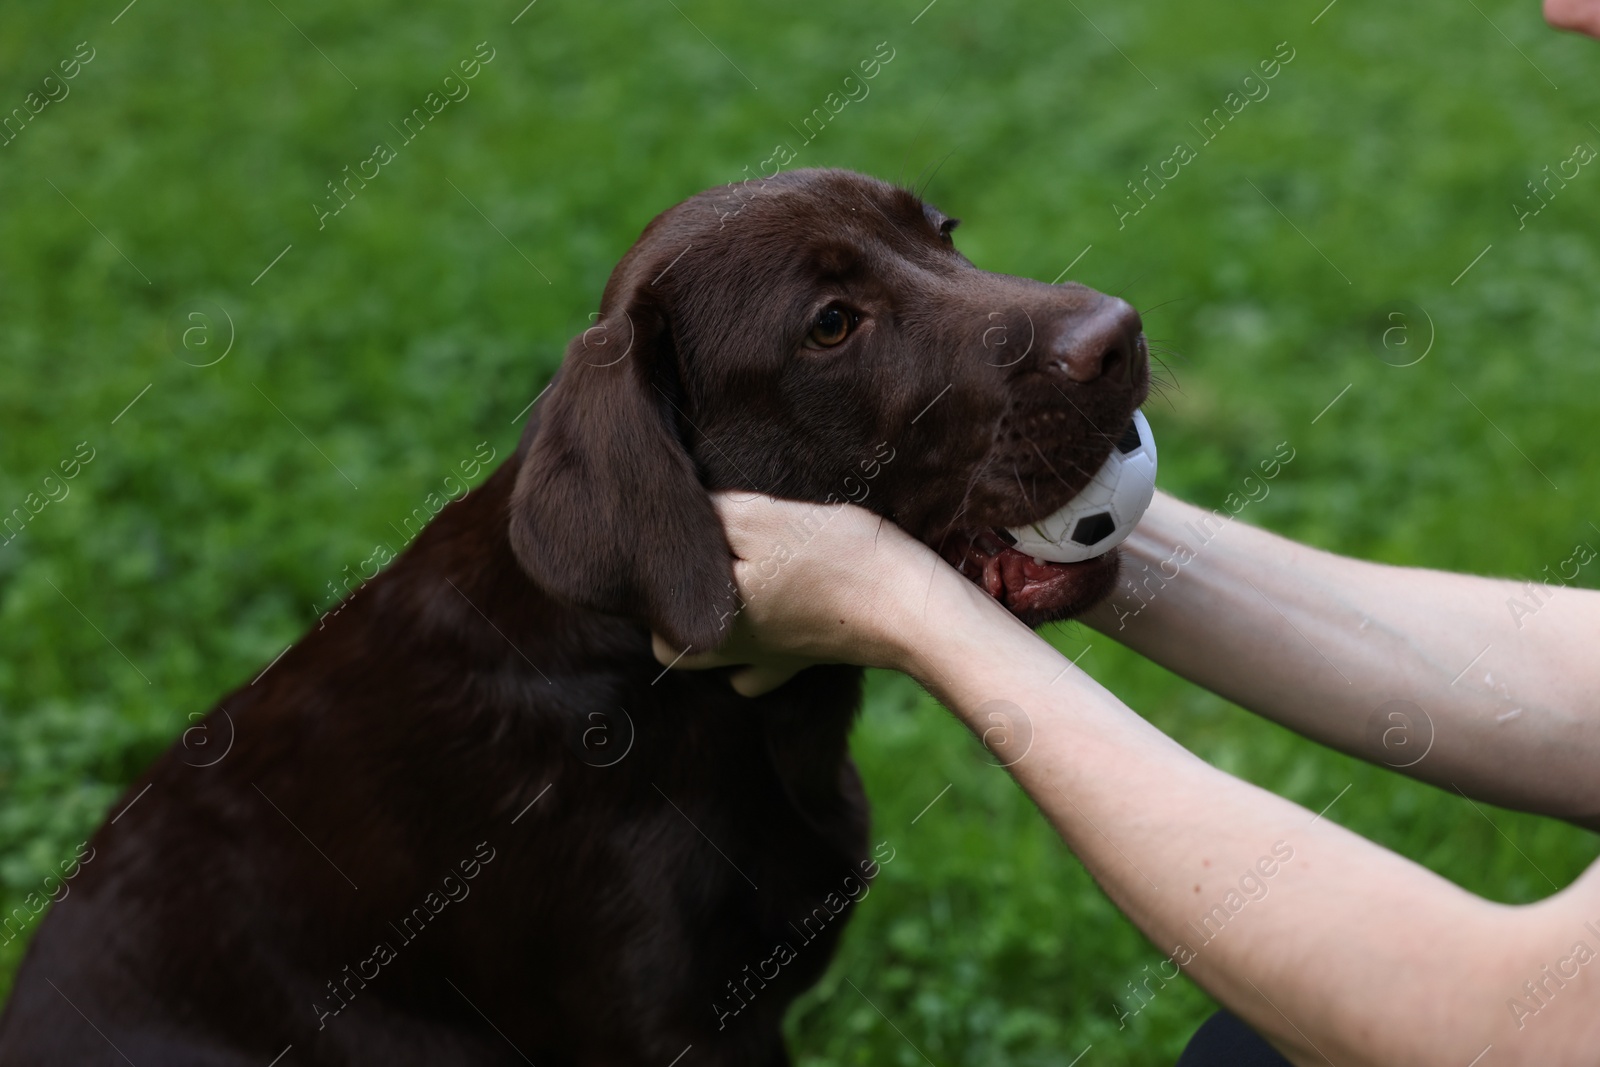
[1545,0,1600,38]
[652,623,819,693]
[728,662,806,698]
[651,631,743,670]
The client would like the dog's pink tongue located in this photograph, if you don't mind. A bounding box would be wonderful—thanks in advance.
[941,530,1099,616]
[1000,548,1086,614]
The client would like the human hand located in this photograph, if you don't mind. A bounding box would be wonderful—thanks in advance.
[650,492,970,696]
[1546,0,1600,37]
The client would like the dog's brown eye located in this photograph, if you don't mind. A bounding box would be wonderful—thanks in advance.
[808,306,855,348]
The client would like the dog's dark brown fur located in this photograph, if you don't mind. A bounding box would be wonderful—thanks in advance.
[0,169,1146,1065]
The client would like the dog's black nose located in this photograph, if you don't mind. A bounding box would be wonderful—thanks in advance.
[1048,297,1144,384]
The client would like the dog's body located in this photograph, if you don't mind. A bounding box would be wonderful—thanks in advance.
[0,170,1146,1065]
[1,456,868,1065]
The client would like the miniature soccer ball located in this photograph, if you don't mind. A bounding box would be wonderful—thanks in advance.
[1005,410,1158,564]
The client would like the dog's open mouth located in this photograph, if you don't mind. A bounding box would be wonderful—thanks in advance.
[939,529,1119,625]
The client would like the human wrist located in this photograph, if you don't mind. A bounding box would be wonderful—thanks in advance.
[894,574,1047,710]
[876,561,988,681]
[1081,489,1278,636]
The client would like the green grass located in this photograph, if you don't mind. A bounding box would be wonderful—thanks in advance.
[3,0,1598,1061]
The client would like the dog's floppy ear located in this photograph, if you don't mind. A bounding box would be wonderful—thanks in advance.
[507,282,736,654]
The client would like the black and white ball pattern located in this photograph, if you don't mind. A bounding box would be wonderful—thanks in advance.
[1005,409,1158,564]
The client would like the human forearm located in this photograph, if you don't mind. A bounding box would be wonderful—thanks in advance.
[1080,492,1600,825]
[897,581,1600,1065]
[672,494,1600,1060]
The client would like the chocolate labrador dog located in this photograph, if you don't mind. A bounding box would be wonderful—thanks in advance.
[0,168,1146,1065]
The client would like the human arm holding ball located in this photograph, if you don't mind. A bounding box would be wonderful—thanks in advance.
[660,492,1600,1066]
[1115,0,1600,829]
[1079,490,1600,831]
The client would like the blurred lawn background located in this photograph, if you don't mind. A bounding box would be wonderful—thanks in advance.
[3,0,1598,1062]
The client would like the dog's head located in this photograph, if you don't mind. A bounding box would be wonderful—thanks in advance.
[509,168,1149,652]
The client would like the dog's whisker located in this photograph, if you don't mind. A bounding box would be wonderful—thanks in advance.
[1137,296,1189,317]
[1145,350,1187,371]
[1012,462,1034,515]
[916,147,958,200]
[945,437,1000,536]
[1112,272,1147,301]
[1023,436,1076,494]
